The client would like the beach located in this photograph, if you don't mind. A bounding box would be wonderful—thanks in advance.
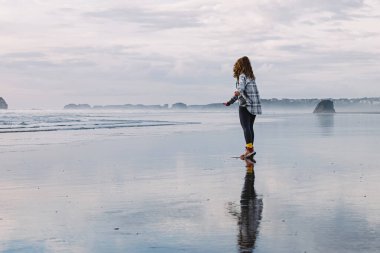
[1,110,380,253]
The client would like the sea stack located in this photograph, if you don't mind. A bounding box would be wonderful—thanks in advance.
[313,99,335,113]
[171,102,187,109]
[0,97,8,109]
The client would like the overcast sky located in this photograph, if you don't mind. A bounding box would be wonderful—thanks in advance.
[1,0,379,109]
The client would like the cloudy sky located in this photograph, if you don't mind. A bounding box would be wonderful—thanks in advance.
[1,0,379,109]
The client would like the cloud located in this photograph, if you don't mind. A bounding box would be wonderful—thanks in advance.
[83,7,202,30]
[253,0,366,23]
[1,51,46,59]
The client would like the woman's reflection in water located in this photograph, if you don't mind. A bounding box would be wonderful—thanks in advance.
[237,160,264,252]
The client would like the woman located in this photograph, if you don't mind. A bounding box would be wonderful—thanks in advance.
[224,56,262,160]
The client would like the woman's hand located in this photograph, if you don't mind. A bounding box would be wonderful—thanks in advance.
[234,91,240,96]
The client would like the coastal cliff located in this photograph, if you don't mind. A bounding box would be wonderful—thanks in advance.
[0,97,8,109]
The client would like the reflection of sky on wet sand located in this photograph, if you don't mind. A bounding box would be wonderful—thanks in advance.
[1,112,380,252]
[1,132,243,253]
[255,113,380,253]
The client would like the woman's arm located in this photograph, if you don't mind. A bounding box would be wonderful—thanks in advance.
[224,95,238,106]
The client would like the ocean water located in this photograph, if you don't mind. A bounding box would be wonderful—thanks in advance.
[0,109,203,153]
[0,110,201,134]
[0,109,379,252]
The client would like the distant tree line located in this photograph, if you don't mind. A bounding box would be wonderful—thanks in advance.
[63,97,380,110]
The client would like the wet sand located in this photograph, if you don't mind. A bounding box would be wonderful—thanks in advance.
[1,113,380,252]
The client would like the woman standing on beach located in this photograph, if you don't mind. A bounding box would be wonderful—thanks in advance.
[224,56,262,160]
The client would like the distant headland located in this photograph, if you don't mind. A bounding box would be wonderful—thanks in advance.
[0,97,8,109]
[64,97,380,112]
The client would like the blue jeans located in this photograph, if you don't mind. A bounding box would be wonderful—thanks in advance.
[239,106,256,145]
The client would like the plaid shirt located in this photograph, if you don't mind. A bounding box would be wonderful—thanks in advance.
[226,74,262,115]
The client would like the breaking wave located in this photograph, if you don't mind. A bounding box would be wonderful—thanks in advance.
[0,110,196,134]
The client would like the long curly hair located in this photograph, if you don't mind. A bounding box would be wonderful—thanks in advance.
[233,56,255,80]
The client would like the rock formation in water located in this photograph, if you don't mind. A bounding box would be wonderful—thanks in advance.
[64,104,91,110]
[0,97,8,109]
[171,102,187,109]
[313,99,335,113]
